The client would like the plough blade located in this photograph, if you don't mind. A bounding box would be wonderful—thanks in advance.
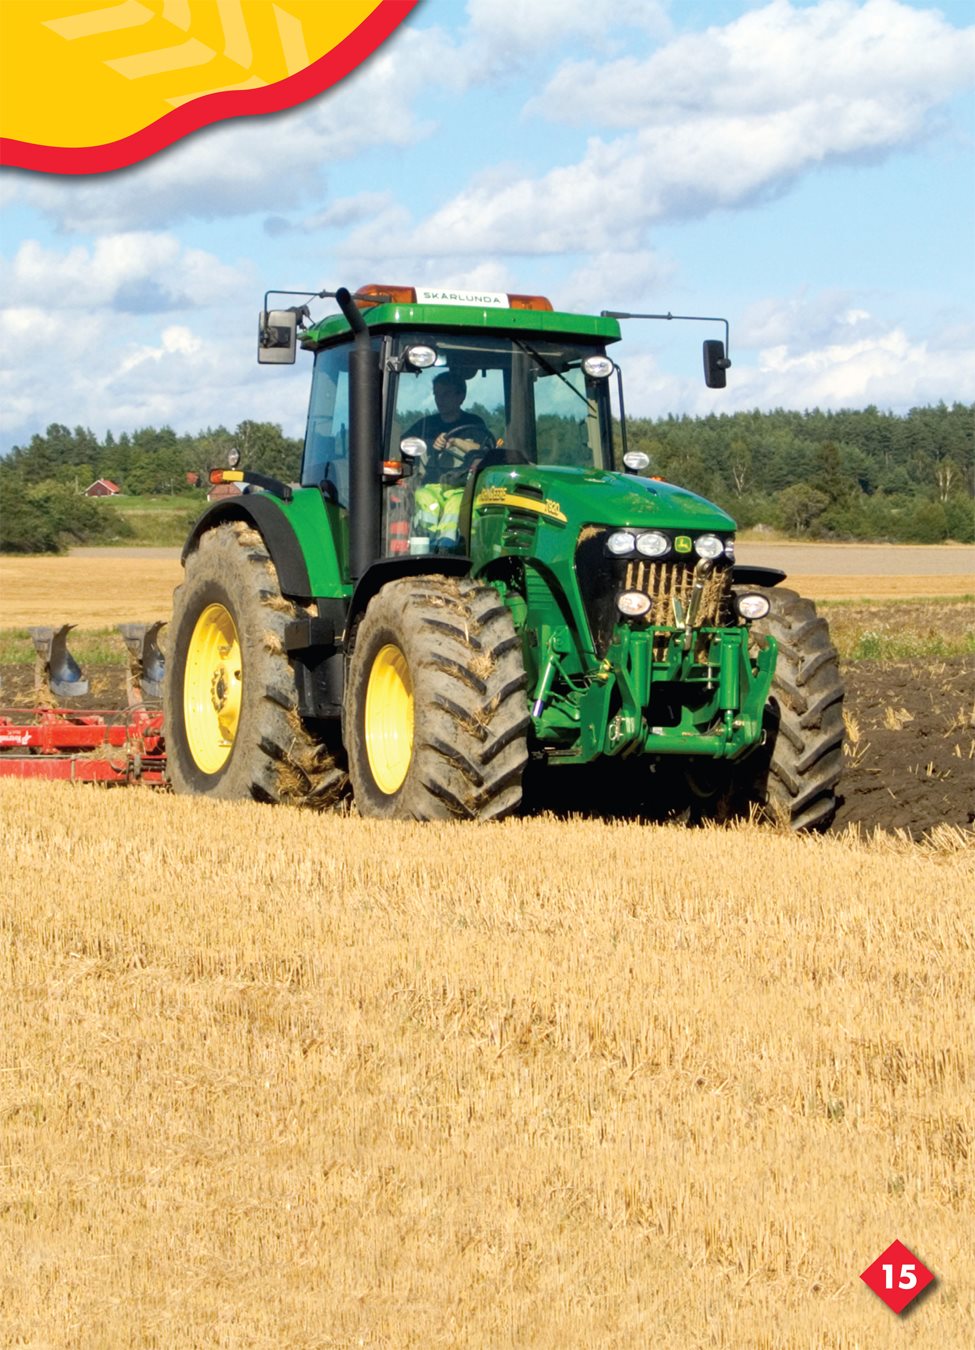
[29,624,89,700]
[1,621,169,785]
[118,621,166,703]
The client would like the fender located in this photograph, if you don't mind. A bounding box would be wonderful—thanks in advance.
[347,555,471,636]
[182,495,313,601]
[731,564,787,588]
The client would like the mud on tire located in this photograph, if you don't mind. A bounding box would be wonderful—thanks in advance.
[164,522,346,807]
[744,586,845,831]
[345,576,529,820]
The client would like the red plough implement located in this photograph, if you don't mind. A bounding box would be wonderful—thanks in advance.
[0,623,167,785]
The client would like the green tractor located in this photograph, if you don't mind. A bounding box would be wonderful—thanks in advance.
[163,284,844,828]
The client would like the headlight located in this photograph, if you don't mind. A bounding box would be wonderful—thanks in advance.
[735,593,771,620]
[583,355,614,379]
[399,436,426,458]
[635,530,670,558]
[622,450,650,472]
[695,533,724,559]
[724,538,736,559]
[606,531,636,556]
[618,591,652,617]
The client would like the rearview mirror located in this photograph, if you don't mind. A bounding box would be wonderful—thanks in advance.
[258,309,297,365]
[703,339,729,389]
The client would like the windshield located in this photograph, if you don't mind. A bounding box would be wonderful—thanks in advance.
[391,332,614,472]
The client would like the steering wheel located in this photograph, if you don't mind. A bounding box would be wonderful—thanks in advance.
[434,422,496,458]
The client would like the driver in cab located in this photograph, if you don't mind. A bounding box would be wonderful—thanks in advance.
[407,370,490,479]
[406,370,491,551]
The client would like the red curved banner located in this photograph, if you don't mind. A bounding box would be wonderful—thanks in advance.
[0,1,418,176]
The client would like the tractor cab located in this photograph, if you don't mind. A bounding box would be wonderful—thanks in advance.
[288,285,622,567]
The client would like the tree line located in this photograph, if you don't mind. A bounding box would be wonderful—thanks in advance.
[625,402,973,544]
[0,404,971,553]
[0,421,302,552]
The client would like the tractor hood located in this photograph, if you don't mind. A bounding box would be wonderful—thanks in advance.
[472,463,737,535]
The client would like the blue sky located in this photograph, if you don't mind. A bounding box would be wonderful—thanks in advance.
[1,0,974,448]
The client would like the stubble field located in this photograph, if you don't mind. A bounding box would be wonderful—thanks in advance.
[0,547,973,1345]
[1,786,972,1346]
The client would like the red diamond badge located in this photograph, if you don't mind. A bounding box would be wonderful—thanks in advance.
[860,1240,934,1313]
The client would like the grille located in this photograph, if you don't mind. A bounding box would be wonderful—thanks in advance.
[575,528,733,657]
[621,558,730,627]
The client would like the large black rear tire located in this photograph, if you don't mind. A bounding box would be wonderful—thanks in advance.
[164,522,346,807]
[744,586,845,830]
[345,576,529,819]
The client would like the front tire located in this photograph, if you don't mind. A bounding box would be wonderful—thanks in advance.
[164,522,346,806]
[744,587,845,830]
[346,576,529,819]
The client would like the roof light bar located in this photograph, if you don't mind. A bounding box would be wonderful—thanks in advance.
[353,285,553,312]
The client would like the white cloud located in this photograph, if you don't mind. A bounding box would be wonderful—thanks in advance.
[737,290,881,349]
[265,191,397,236]
[0,295,309,445]
[116,326,203,380]
[746,326,975,410]
[531,0,975,128]
[605,286,975,419]
[394,0,975,261]
[379,138,649,257]
[2,234,248,310]
[464,0,671,65]
[0,307,110,438]
[560,250,676,315]
[80,315,317,437]
[715,325,975,417]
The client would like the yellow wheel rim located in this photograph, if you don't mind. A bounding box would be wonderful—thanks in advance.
[183,603,242,774]
[364,643,414,794]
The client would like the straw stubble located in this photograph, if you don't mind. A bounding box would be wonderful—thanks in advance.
[0,782,971,1346]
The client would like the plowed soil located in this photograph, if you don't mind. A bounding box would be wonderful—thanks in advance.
[2,657,971,839]
[833,655,974,837]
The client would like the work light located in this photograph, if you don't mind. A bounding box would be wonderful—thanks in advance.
[405,344,437,369]
[635,530,669,558]
[618,591,652,617]
[694,533,724,559]
[735,593,771,620]
[606,531,636,556]
[583,355,614,379]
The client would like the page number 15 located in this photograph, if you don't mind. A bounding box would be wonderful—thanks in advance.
[883,1263,917,1290]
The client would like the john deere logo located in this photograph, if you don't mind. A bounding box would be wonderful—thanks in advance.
[674,535,692,553]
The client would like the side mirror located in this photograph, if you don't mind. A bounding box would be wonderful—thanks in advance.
[258,309,297,365]
[703,339,729,388]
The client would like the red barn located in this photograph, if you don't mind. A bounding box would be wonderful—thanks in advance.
[207,481,244,501]
[84,479,121,497]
